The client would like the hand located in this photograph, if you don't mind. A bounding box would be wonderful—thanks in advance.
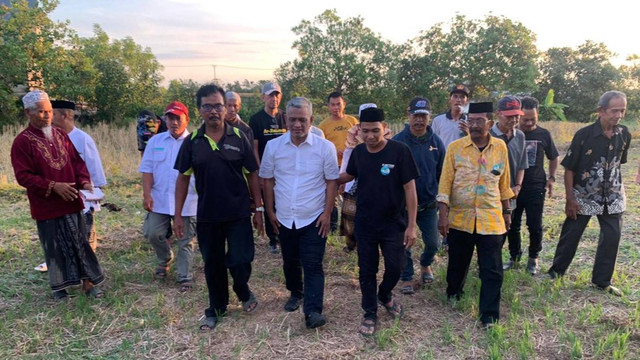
[404,224,417,249]
[267,211,280,235]
[143,194,153,212]
[53,182,79,201]
[438,213,449,237]
[338,183,345,195]
[173,215,184,239]
[337,149,344,157]
[253,212,265,237]
[503,213,512,230]
[81,182,94,192]
[511,185,521,198]
[565,197,579,220]
[316,211,331,237]
[546,180,554,198]
[458,121,469,135]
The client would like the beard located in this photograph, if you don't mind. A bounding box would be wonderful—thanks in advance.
[41,125,53,141]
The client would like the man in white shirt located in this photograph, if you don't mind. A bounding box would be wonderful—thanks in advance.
[139,101,198,292]
[431,84,470,149]
[259,97,339,329]
[51,100,107,252]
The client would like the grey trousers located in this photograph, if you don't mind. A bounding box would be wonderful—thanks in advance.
[143,212,197,283]
[550,212,623,287]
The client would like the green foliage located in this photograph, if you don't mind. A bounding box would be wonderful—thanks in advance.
[539,89,568,121]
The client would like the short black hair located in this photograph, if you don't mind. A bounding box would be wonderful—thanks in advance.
[196,84,225,108]
[521,96,539,110]
[327,91,343,103]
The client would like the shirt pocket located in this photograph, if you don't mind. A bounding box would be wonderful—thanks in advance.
[303,157,324,176]
[152,149,166,162]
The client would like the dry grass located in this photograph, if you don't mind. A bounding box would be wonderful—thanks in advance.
[1,120,640,358]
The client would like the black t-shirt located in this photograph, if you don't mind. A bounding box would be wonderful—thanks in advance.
[174,124,258,222]
[249,109,286,159]
[522,126,559,191]
[228,118,254,149]
[346,139,419,237]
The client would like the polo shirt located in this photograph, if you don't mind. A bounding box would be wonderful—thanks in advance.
[491,124,529,209]
[436,135,514,235]
[139,131,198,216]
[431,110,468,149]
[562,120,631,215]
[249,109,287,159]
[174,124,258,222]
[259,132,339,229]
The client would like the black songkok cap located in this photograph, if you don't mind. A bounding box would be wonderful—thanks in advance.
[359,108,385,122]
[51,100,75,110]
[468,102,493,114]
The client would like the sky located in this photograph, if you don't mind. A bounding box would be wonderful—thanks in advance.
[50,0,638,86]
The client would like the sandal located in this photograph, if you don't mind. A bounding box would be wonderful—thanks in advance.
[379,298,404,319]
[34,262,48,272]
[85,286,103,299]
[155,265,169,279]
[199,316,218,331]
[179,281,193,293]
[400,281,415,295]
[242,292,258,313]
[358,318,377,337]
[421,271,434,285]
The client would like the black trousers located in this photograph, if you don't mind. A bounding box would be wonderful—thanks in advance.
[357,232,405,320]
[507,189,545,260]
[197,217,255,318]
[278,219,327,316]
[447,228,503,324]
[550,212,622,287]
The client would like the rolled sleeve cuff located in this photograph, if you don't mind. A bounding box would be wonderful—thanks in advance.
[258,168,273,179]
[436,194,449,206]
[500,188,515,201]
[183,167,194,176]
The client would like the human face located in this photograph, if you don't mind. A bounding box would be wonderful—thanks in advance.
[286,106,312,143]
[52,109,66,129]
[225,96,241,122]
[599,97,627,128]
[360,122,386,149]
[449,92,468,112]
[468,114,492,142]
[519,108,538,132]
[26,101,53,129]
[199,93,226,130]
[408,113,429,136]
[165,113,189,138]
[497,112,519,132]
[328,96,346,118]
[262,92,282,111]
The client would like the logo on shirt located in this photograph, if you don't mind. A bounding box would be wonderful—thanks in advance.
[429,145,438,152]
[380,163,395,176]
[223,144,241,152]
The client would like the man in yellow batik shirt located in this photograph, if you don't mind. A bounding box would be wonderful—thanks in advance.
[436,102,514,329]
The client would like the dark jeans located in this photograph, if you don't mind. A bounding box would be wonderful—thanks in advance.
[550,212,622,287]
[402,204,439,281]
[447,228,503,324]
[197,217,255,318]
[357,232,405,320]
[507,189,545,260]
[278,218,327,316]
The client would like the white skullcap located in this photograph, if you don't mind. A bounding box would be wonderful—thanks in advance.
[22,90,50,107]
[358,103,377,116]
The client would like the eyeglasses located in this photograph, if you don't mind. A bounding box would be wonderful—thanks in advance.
[200,104,225,113]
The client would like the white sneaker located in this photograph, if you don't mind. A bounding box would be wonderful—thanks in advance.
[34,262,48,272]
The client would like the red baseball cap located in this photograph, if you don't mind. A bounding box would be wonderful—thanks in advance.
[497,96,524,116]
[164,101,189,119]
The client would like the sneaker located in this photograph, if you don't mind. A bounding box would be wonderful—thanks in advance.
[305,312,327,329]
[526,258,538,275]
[503,259,518,271]
[284,296,303,312]
[34,262,48,272]
[269,244,280,254]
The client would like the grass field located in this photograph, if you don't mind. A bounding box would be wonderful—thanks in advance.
[1,121,640,359]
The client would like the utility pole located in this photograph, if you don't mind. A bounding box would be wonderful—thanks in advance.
[212,65,219,84]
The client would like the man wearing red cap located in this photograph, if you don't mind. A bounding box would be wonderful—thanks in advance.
[139,101,198,292]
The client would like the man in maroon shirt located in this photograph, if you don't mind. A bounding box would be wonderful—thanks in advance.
[11,90,105,301]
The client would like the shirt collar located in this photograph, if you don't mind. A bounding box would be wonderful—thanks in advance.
[591,119,621,138]
[284,131,314,146]
[461,134,497,149]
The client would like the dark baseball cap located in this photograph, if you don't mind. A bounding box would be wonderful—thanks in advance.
[497,96,524,116]
[408,97,431,115]
[450,84,470,97]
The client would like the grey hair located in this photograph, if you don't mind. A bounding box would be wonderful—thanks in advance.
[225,91,241,103]
[286,97,313,115]
[598,91,627,109]
[25,103,39,111]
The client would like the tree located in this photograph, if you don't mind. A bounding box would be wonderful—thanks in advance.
[399,14,539,113]
[165,79,200,120]
[275,9,402,118]
[536,41,620,121]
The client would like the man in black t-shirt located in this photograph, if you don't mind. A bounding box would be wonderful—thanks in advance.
[249,82,287,253]
[338,108,419,337]
[506,97,559,275]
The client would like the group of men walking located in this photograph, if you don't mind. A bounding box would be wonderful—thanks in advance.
[11,83,631,335]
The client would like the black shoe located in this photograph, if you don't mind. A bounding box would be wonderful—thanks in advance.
[305,312,327,329]
[53,289,69,301]
[269,244,280,254]
[595,284,622,297]
[548,268,561,280]
[503,259,517,271]
[284,296,303,312]
[526,258,538,275]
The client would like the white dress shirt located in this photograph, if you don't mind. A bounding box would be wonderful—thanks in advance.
[68,127,107,213]
[139,131,198,216]
[259,132,339,229]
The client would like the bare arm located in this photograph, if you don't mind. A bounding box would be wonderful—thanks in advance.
[564,169,578,220]
[547,157,559,197]
[262,177,280,235]
[253,140,261,167]
[142,172,154,211]
[437,202,449,237]
[501,199,511,230]
[403,179,418,249]
[173,174,191,238]
[316,179,338,237]
[512,169,525,197]
[247,171,264,237]
[337,172,355,185]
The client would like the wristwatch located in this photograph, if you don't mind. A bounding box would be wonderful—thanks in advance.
[503,209,513,215]
[548,176,556,182]
[254,206,265,212]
